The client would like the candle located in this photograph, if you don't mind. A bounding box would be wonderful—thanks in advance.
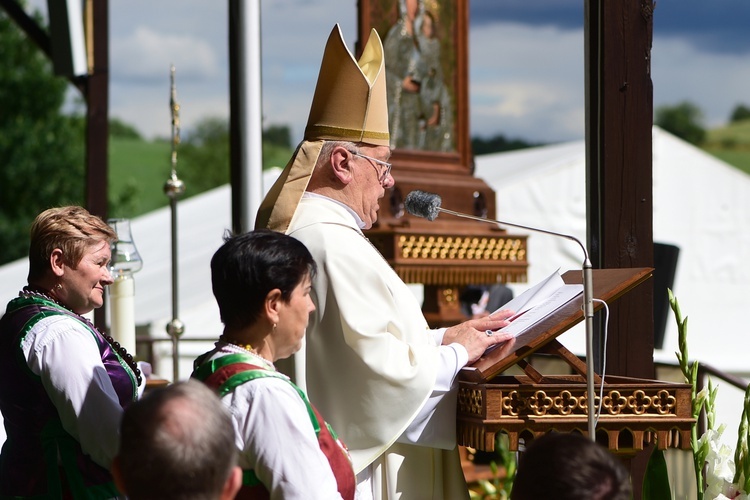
[110,272,136,355]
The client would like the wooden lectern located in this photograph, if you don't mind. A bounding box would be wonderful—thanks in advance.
[457,268,694,455]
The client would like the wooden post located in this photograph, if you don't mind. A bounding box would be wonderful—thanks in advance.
[585,0,656,495]
[86,0,109,330]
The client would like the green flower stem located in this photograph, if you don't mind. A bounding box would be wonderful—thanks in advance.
[671,289,750,498]
[669,289,706,500]
[734,385,750,492]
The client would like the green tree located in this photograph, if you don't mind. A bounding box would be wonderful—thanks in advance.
[471,134,540,156]
[262,124,294,170]
[729,104,750,123]
[178,117,231,193]
[655,101,707,145]
[263,124,291,148]
[178,117,295,195]
[109,117,142,139]
[0,10,85,265]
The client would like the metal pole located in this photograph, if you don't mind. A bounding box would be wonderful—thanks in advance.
[582,261,596,440]
[164,65,185,382]
[229,0,264,233]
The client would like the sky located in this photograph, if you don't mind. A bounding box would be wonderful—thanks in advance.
[25,0,750,144]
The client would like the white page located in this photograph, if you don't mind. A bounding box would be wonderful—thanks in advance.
[499,284,583,337]
[490,268,565,319]
[487,268,584,338]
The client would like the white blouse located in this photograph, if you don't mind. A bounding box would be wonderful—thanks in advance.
[202,345,346,500]
[21,314,146,469]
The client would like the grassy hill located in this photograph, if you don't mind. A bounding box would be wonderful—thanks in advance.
[701,119,750,175]
[109,137,173,218]
[109,136,293,219]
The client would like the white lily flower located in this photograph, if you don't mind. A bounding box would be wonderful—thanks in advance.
[701,425,743,500]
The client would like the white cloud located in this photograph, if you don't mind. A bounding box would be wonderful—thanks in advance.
[259,1,358,142]
[110,83,228,140]
[469,22,585,142]
[111,26,220,82]
[105,0,358,141]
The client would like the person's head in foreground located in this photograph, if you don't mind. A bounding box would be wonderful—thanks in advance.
[211,229,317,362]
[511,432,632,500]
[112,380,242,500]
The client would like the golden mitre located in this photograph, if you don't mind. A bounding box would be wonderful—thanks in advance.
[255,24,389,233]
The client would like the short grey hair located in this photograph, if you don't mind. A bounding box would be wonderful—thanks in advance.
[317,140,357,167]
[118,380,237,500]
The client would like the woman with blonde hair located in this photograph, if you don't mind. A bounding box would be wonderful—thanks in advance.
[0,206,145,498]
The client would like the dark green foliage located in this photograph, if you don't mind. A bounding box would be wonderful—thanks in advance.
[642,447,672,500]
[177,117,296,194]
[471,134,540,156]
[0,11,85,265]
[262,124,291,149]
[178,117,231,193]
[655,101,707,145]
[109,117,142,139]
[730,104,750,124]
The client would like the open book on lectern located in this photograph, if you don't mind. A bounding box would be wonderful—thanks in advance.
[489,269,583,338]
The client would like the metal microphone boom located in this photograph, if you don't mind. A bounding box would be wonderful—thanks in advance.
[404,190,597,440]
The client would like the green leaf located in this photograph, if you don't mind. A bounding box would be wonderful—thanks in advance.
[642,447,672,500]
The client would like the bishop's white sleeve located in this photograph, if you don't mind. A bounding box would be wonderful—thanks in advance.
[430,327,447,345]
[22,315,125,469]
[397,341,469,449]
[226,377,345,500]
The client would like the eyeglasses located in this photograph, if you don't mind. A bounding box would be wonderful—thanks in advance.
[348,150,392,183]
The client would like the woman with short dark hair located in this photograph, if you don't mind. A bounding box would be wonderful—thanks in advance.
[192,229,355,499]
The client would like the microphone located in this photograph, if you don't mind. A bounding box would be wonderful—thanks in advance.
[405,190,598,440]
[405,190,588,255]
[404,190,442,221]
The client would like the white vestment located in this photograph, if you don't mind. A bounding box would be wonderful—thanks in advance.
[284,195,470,500]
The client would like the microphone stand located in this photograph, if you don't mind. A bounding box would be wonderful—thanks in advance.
[437,207,597,440]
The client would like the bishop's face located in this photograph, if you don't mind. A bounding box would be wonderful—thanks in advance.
[347,145,394,229]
